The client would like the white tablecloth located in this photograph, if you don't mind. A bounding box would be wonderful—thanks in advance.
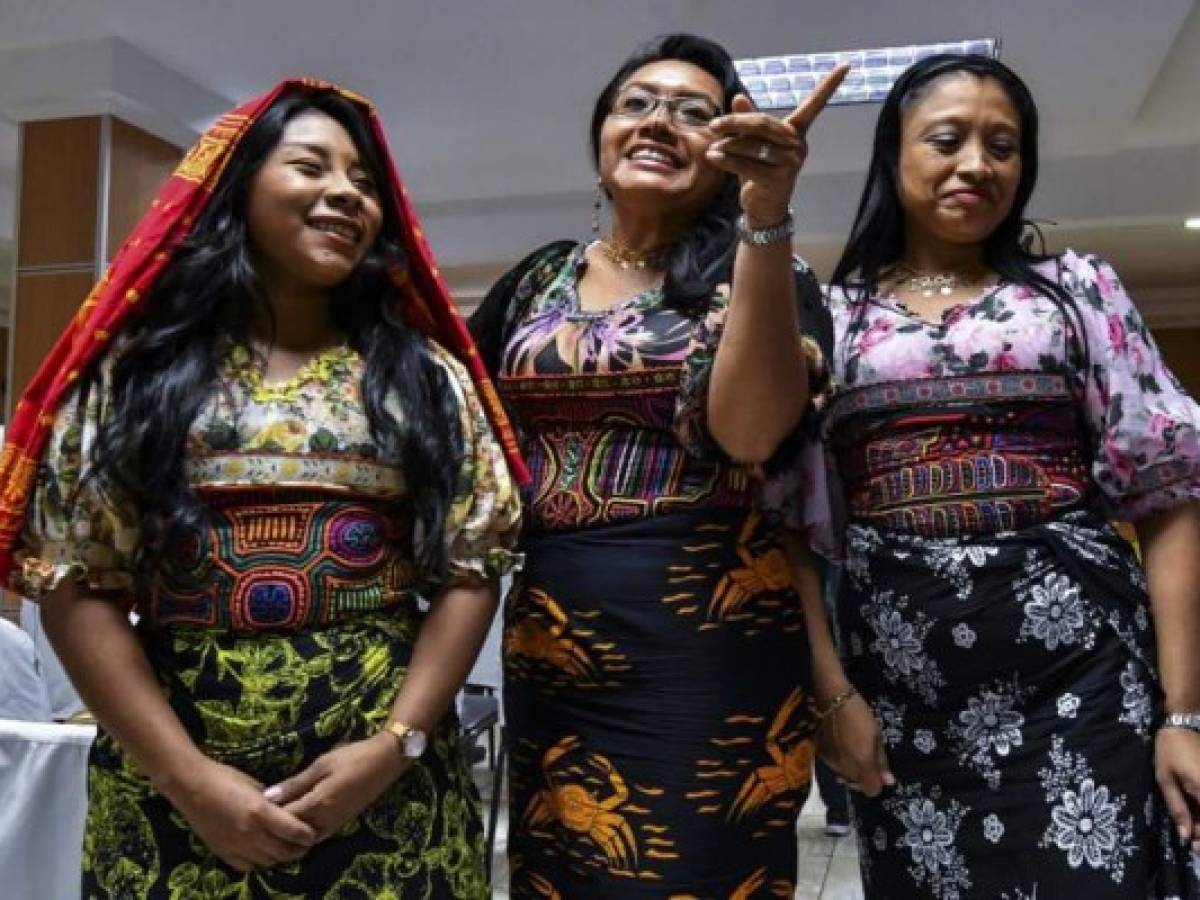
[0,719,94,899]
[0,619,51,721]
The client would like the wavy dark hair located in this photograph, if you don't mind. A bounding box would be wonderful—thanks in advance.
[89,88,463,579]
[590,32,748,316]
[830,54,1084,366]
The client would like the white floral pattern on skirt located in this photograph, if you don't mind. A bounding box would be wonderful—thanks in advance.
[841,511,1199,899]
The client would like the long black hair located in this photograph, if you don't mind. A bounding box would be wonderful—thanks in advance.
[89,88,463,579]
[589,32,747,317]
[830,54,1084,363]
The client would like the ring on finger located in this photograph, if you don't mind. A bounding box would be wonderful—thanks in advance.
[756,142,772,163]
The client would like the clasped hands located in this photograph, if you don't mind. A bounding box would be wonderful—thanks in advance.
[168,731,408,872]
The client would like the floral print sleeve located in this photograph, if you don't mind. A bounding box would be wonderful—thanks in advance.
[428,342,522,582]
[675,258,831,461]
[1064,250,1200,519]
[14,358,140,600]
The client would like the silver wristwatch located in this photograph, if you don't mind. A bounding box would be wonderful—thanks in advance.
[1161,712,1200,733]
[736,208,795,247]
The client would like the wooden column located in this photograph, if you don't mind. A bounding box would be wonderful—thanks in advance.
[1152,327,1200,398]
[6,115,180,419]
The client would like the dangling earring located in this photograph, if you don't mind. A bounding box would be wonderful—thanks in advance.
[591,176,603,237]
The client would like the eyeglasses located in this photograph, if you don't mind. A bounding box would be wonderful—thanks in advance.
[609,86,722,129]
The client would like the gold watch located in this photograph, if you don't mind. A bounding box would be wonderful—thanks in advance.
[384,721,428,760]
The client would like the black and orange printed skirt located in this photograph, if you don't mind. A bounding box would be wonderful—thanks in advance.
[504,508,816,898]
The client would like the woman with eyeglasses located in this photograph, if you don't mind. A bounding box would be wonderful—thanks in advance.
[471,33,885,897]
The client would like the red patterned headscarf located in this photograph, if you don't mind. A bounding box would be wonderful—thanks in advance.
[0,78,528,581]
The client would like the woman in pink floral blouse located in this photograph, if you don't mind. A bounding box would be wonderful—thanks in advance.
[819,53,1200,898]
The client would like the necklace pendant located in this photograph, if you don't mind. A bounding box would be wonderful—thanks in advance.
[901,266,975,302]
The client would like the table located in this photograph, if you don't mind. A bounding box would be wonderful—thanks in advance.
[0,719,94,899]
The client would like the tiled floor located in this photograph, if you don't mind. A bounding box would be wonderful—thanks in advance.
[476,763,864,899]
[794,791,865,900]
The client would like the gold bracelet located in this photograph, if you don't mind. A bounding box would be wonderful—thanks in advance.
[816,687,858,720]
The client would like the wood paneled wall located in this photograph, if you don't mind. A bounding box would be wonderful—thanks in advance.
[6,116,180,420]
[107,119,183,256]
[10,118,101,419]
[1151,328,1200,398]
[16,118,100,269]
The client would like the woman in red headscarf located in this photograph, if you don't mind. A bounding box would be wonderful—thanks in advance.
[0,81,520,898]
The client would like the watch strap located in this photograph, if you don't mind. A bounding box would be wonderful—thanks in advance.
[383,720,427,759]
[736,209,795,247]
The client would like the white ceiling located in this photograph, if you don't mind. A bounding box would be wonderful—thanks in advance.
[0,0,1198,316]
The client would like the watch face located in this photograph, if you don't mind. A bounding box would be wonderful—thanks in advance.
[403,729,428,758]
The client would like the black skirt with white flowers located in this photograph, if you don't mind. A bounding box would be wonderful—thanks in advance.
[839,509,1198,899]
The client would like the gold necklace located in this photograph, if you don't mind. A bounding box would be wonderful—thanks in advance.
[598,239,669,272]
